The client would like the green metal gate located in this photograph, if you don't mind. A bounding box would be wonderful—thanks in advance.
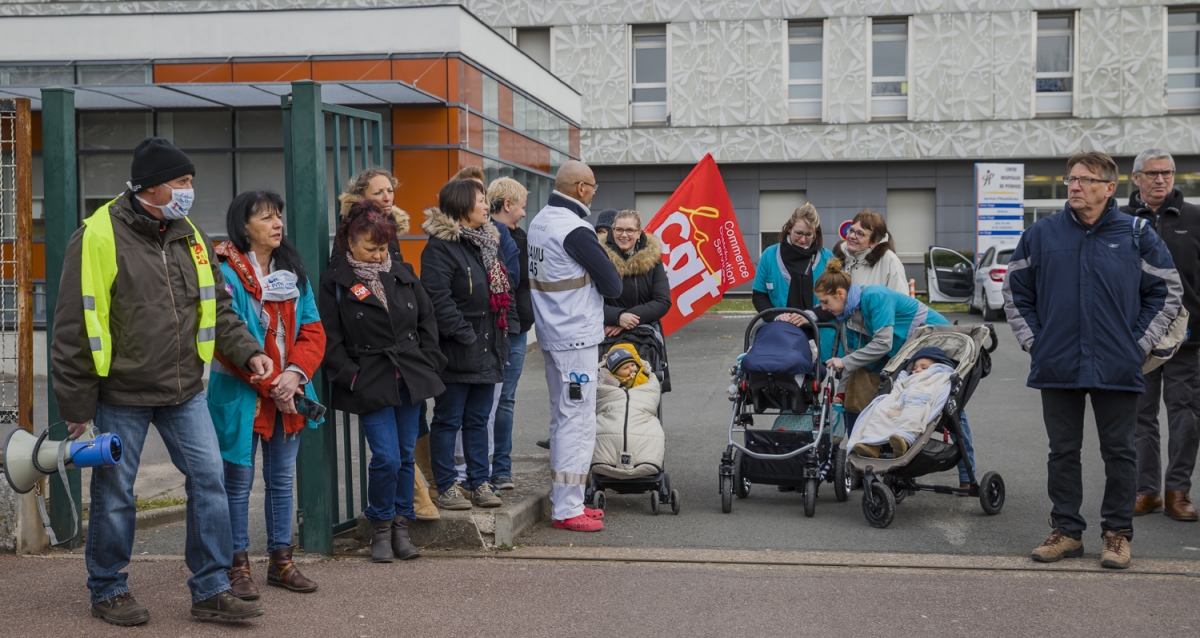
[282,80,385,554]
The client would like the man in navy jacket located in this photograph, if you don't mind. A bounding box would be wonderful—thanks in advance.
[1003,151,1182,570]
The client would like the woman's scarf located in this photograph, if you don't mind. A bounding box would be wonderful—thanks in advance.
[460,223,513,329]
[212,241,306,441]
[837,284,863,322]
[778,236,820,311]
[346,252,392,309]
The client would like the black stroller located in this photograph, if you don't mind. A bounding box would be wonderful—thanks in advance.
[585,323,678,515]
[718,309,847,518]
[847,323,1004,528]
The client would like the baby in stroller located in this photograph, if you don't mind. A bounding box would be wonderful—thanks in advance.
[593,344,664,480]
[848,347,958,458]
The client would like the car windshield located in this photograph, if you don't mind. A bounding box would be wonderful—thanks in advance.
[997,250,1013,265]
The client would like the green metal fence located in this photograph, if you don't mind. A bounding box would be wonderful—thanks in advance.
[282,80,385,554]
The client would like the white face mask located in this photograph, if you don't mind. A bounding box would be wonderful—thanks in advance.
[131,183,195,220]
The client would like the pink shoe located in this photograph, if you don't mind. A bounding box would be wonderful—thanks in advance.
[552,514,604,532]
[584,508,605,519]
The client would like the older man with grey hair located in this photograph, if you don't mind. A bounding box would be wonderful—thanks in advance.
[1120,148,1200,522]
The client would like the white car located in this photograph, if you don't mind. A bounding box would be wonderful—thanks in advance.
[925,246,1013,321]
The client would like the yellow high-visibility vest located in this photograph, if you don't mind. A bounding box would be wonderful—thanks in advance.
[80,198,216,376]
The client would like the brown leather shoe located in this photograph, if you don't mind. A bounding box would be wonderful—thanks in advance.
[1164,490,1199,522]
[266,546,318,593]
[1133,493,1162,516]
[227,551,260,600]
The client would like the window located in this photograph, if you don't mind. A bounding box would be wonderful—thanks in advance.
[634,192,672,221]
[788,22,823,120]
[1035,14,1074,116]
[631,25,668,125]
[515,28,552,69]
[1168,10,1200,111]
[870,19,909,119]
[886,189,935,261]
[759,191,807,256]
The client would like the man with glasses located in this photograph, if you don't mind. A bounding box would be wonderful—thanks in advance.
[1004,151,1182,569]
[1120,149,1200,523]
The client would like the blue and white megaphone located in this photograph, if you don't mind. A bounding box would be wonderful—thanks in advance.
[2,425,122,494]
[1,424,122,545]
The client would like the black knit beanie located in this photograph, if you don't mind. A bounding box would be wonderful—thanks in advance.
[129,137,195,192]
[595,208,618,231]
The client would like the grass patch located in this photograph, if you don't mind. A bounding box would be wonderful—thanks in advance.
[135,495,186,512]
[708,298,756,313]
[915,294,969,314]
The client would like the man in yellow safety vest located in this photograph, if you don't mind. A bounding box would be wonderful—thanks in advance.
[51,137,274,626]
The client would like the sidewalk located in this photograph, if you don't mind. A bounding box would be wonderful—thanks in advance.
[4,546,1198,637]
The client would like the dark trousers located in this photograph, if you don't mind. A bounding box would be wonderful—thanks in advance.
[1041,389,1138,541]
[1135,348,1200,494]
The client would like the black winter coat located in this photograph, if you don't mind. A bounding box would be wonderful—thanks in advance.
[1122,189,1200,348]
[319,258,447,415]
[510,226,535,335]
[420,207,517,385]
[601,231,671,327]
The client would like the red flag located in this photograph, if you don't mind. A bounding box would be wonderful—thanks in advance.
[644,154,755,335]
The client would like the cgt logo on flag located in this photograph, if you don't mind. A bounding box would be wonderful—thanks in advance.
[645,154,754,336]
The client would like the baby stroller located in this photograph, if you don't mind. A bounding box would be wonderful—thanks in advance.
[586,324,678,515]
[847,323,1004,528]
[718,309,846,518]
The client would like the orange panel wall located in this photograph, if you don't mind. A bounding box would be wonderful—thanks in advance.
[392,149,449,228]
[398,239,428,273]
[154,63,233,83]
[498,85,513,125]
[463,65,483,112]
[232,62,313,83]
[570,126,580,157]
[391,58,447,100]
[393,107,449,146]
[312,59,391,81]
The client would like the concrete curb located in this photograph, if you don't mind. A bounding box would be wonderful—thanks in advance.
[353,483,550,551]
[81,503,187,536]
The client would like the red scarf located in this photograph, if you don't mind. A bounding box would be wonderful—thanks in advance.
[213,242,325,441]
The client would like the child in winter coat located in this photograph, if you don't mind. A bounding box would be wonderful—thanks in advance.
[605,344,650,389]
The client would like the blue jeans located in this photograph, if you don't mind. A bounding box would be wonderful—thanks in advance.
[360,382,420,521]
[86,393,231,604]
[491,331,527,481]
[431,382,496,493]
[957,410,976,484]
[224,414,300,553]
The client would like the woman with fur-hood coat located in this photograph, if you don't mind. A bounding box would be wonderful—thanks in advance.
[601,210,672,390]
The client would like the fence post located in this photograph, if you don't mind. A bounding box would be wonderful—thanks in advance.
[40,88,80,548]
[288,80,335,555]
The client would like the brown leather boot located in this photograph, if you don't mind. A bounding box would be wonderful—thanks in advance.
[227,551,260,600]
[1133,493,1162,516]
[266,546,318,592]
[1164,490,1199,521]
[414,434,435,486]
[413,474,440,521]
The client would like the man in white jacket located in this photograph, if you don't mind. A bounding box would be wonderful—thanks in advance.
[527,160,622,532]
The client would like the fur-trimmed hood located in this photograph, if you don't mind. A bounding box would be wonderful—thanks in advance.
[602,231,663,277]
[337,192,410,235]
[421,206,500,243]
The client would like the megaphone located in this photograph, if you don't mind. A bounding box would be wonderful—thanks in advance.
[2,426,123,494]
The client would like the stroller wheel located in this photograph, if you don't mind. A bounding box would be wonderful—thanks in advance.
[670,489,681,515]
[733,450,751,499]
[862,480,896,528]
[979,471,1005,515]
[889,478,908,505]
[833,450,850,503]
[594,491,606,512]
[803,478,818,518]
[650,490,660,515]
[719,475,733,513]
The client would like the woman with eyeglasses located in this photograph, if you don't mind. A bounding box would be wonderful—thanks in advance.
[753,203,835,325]
[832,209,909,295]
[600,209,673,388]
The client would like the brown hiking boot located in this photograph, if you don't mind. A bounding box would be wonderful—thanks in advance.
[227,551,260,600]
[190,590,264,620]
[852,443,880,458]
[91,592,150,626]
[1030,527,1083,563]
[1100,530,1132,569]
[1133,493,1162,516]
[267,545,318,593]
[888,434,910,456]
[1164,490,1199,521]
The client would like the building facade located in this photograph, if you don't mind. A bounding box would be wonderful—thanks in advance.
[3,0,1200,287]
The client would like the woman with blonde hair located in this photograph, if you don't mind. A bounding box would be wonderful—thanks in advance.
[832,209,908,294]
